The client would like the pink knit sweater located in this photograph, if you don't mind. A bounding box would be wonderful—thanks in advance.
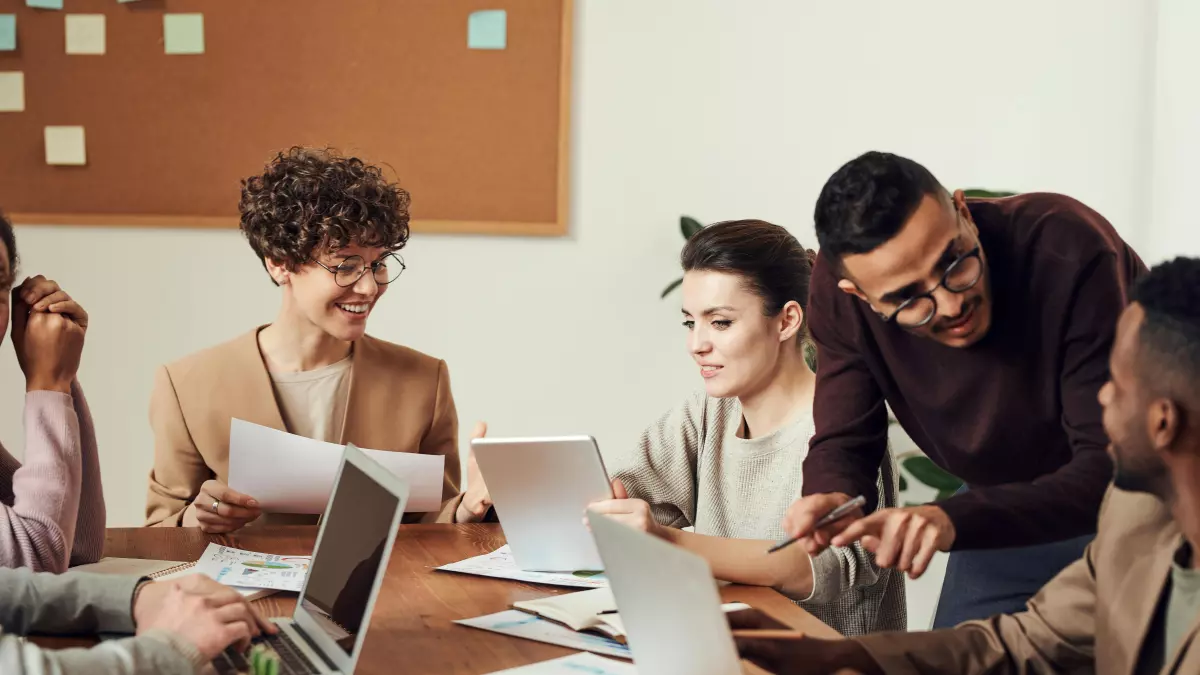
[0,381,104,572]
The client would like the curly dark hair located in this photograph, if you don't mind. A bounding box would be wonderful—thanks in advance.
[1131,256,1200,404]
[239,147,411,282]
[0,211,17,280]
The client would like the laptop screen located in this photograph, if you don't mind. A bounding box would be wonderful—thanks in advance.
[298,459,399,654]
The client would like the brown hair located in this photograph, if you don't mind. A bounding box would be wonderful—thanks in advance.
[680,219,816,337]
[239,147,411,283]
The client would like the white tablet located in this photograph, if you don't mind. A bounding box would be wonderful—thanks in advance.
[471,435,614,572]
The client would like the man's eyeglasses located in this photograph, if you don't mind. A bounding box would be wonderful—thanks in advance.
[881,245,983,327]
[314,253,406,288]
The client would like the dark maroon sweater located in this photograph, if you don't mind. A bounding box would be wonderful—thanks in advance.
[802,193,1146,550]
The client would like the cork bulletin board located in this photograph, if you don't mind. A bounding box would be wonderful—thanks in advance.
[0,0,573,236]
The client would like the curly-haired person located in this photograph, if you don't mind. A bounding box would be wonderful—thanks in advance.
[145,148,487,531]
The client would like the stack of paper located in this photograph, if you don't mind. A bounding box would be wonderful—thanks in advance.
[191,543,311,592]
[437,545,608,589]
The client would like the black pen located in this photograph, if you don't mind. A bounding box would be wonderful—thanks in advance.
[596,609,618,615]
[767,495,867,554]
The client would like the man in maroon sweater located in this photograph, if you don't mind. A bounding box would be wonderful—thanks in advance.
[784,151,1146,626]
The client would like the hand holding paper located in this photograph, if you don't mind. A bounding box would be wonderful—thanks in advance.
[227,419,445,514]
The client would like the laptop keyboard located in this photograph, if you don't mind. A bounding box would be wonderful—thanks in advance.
[211,630,323,675]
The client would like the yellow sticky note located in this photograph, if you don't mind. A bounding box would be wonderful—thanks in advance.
[66,14,106,55]
[0,72,24,112]
[163,14,204,55]
[44,126,87,166]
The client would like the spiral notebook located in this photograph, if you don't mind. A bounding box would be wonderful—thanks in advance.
[72,555,280,601]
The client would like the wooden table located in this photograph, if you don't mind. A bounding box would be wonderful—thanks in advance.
[92,524,839,674]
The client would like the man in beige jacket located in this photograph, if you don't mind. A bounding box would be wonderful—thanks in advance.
[735,256,1200,675]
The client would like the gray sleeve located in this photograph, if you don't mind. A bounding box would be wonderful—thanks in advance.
[0,568,139,636]
[610,392,707,529]
[0,631,199,675]
[804,447,899,604]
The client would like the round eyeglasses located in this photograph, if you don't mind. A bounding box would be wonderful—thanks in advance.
[882,245,983,327]
[314,253,406,288]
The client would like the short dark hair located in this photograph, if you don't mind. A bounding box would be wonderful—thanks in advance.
[0,211,18,279]
[1130,257,1200,406]
[814,151,948,259]
[239,147,411,283]
[680,219,816,336]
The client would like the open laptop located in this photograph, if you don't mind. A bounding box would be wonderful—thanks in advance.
[471,435,613,571]
[213,443,409,675]
[586,511,743,675]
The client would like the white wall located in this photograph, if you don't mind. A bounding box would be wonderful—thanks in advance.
[1,0,1161,632]
[1148,0,1200,263]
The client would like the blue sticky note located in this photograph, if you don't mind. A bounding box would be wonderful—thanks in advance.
[26,0,63,10]
[468,9,506,50]
[0,16,15,51]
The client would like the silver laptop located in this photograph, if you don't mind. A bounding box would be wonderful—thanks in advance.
[587,511,743,675]
[214,443,409,675]
[471,435,613,571]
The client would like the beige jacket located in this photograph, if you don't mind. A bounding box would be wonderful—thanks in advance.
[857,487,1199,675]
[145,329,463,527]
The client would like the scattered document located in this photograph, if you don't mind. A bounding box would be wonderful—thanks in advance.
[437,545,608,589]
[512,588,624,640]
[457,611,631,661]
[483,653,637,675]
[163,13,204,55]
[26,0,63,10]
[0,15,16,51]
[65,14,105,55]
[44,126,86,165]
[468,9,507,50]
[0,72,24,112]
[192,543,311,592]
[228,419,445,513]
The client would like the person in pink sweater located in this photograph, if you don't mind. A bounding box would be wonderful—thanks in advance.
[0,213,104,572]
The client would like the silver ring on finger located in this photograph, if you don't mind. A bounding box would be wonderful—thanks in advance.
[212,499,221,514]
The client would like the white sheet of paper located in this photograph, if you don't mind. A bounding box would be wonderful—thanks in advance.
[44,126,86,165]
[0,72,24,112]
[482,652,637,675]
[437,545,609,589]
[227,418,445,513]
[65,14,105,54]
[457,612,632,662]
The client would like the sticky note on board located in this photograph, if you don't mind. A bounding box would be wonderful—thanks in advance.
[44,126,87,165]
[0,72,24,112]
[163,13,204,55]
[0,15,16,51]
[468,10,506,50]
[26,0,63,10]
[66,14,106,55]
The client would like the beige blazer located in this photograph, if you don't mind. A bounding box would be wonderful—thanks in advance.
[145,329,463,527]
[855,487,1199,675]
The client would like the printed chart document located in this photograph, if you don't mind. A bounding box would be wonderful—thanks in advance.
[437,545,608,589]
[456,611,631,660]
[191,543,311,592]
[483,653,637,675]
[227,418,444,512]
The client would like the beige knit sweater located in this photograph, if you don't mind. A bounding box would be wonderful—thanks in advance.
[610,390,906,637]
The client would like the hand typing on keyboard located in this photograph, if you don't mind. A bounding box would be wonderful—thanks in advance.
[132,574,277,661]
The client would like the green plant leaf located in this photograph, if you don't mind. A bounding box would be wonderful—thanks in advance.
[802,342,817,372]
[901,456,964,492]
[898,474,908,491]
[961,189,1018,198]
[680,216,704,240]
[660,277,684,298]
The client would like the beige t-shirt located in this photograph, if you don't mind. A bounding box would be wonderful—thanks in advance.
[269,355,353,444]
